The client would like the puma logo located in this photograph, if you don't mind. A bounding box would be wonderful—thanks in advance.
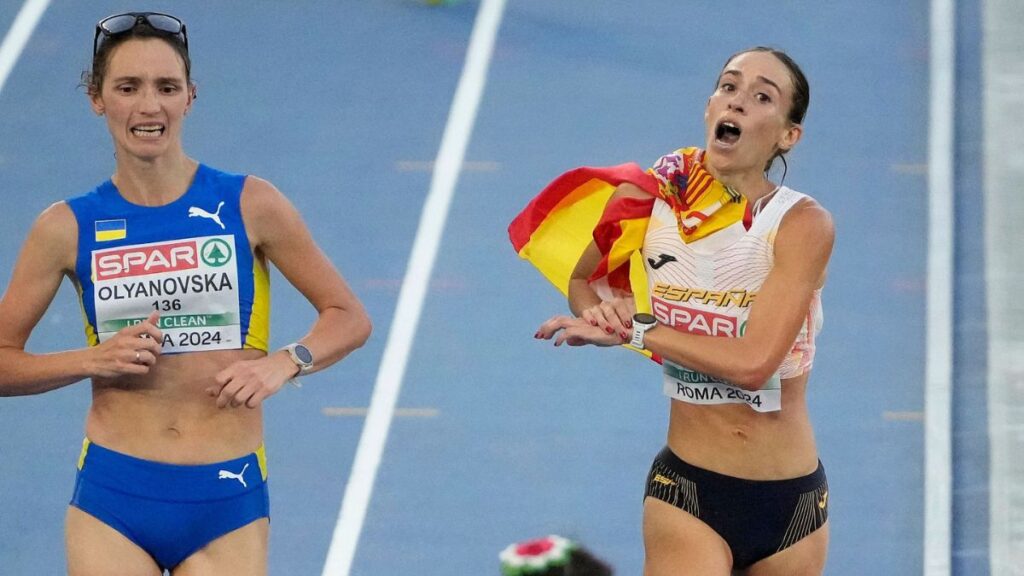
[818,490,828,509]
[218,462,249,488]
[188,201,226,229]
[647,254,677,270]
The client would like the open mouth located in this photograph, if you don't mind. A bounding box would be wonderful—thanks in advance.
[131,124,165,138]
[714,121,742,145]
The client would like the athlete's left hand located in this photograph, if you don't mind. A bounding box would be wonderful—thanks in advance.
[206,353,296,409]
[536,315,627,347]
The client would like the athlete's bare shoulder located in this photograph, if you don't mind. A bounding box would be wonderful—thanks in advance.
[238,175,290,216]
[781,195,834,246]
[28,201,78,273]
[774,194,834,288]
[238,175,304,251]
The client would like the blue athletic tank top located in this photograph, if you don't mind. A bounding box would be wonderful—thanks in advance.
[66,164,270,354]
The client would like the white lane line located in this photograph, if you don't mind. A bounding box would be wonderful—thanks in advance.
[395,159,502,172]
[321,407,440,418]
[0,0,50,96]
[924,0,955,573]
[320,1,507,574]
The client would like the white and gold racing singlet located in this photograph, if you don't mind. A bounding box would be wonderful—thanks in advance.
[66,164,270,354]
[643,186,822,412]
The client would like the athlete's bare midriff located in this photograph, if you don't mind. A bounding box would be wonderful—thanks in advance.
[84,348,267,464]
[666,372,819,481]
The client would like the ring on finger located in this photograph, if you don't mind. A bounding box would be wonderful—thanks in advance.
[135,350,141,363]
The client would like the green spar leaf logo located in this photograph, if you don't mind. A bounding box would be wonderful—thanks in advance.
[200,238,233,267]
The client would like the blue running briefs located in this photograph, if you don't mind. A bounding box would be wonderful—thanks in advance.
[69,439,270,570]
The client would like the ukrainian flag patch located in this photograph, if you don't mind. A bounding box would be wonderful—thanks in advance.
[94,219,126,242]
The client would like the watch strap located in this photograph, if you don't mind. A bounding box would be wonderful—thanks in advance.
[629,314,657,349]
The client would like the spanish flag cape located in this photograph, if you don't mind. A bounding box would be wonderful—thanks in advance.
[508,147,751,352]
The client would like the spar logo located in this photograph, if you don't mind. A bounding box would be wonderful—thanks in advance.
[652,298,743,337]
[201,238,232,267]
[94,241,198,280]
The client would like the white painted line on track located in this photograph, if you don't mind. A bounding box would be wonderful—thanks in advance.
[0,0,50,96]
[924,0,955,574]
[320,1,507,574]
[984,0,1024,571]
[321,407,440,418]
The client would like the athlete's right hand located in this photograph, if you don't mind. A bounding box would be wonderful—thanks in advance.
[88,311,163,378]
[578,297,636,341]
[536,314,627,347]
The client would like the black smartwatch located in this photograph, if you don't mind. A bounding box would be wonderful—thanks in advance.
[284,342,314,374]
[629,313,658,349]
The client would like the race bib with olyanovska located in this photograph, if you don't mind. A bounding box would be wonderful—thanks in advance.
[91,235,241,353]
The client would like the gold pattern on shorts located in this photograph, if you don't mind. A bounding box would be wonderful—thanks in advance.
[778,481,829,552]
[646,461,699,517]
[652,473,677,486]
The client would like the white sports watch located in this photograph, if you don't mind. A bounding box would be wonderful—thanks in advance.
[629,313,658,349]
[284,342,314,374]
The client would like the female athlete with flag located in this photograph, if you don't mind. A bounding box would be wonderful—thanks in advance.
[511,47,833,575]
[0,12,371,575]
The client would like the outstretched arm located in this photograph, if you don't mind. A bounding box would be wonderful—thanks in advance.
[208,177,372,409]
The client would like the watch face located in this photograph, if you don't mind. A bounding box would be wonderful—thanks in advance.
[634,313,657,325]
[293,344,313,365]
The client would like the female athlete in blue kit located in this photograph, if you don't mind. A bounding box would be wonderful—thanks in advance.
[0,12,370,575]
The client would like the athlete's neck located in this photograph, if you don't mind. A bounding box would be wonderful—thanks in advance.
[700,151,778,205]
[111,152,200,207]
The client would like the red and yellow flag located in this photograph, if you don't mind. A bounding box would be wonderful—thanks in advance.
[509,148,752,359]
[508,163,657,304]
[509,147,750,301]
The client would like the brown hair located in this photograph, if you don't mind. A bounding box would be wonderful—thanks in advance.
[83,22,192,96]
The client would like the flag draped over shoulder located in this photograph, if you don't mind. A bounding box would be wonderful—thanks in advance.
[650,147,751,241]
[508,147,750,302]
[507,163,658,302]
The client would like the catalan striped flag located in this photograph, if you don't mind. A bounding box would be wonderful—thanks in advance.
[649,147,750,241]
[94,219,127,242]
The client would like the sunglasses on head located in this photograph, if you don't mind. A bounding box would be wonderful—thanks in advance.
[93,12,188,56]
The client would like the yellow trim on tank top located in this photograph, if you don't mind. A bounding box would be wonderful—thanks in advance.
[75,281,99,347]
[244,256,271,352]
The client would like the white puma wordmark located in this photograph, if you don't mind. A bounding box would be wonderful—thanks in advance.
[188,201,226,229]
[218,462,249,488]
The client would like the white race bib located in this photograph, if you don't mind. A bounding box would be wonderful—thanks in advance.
[662,362,781,412]
[91,235,242,353]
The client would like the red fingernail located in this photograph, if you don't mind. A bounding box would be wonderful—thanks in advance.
[590,320,597,326]
[626,321,632,328]
[605,327,613,334]
[620,332,629,339]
